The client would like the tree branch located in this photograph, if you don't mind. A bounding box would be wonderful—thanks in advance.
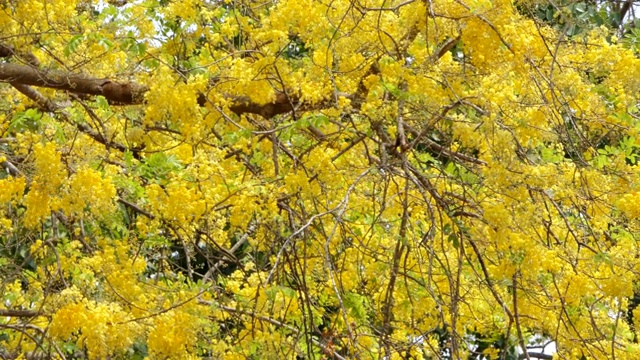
[520,353,553,360]
[0,309,41,317]
[0,63,302,118]
[0,63,146,104]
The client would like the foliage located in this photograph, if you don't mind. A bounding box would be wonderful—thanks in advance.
[1,0,640,359]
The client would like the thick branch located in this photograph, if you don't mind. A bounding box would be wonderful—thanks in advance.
[520,353,553,360]
[0,63,297,118]
[224,92,294,119]
[0,63,146,104]
[0,309,41,317]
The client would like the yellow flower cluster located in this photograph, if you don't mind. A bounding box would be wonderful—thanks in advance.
[22,142,66,227]
[616,191,640,220]
[60,167,116,218]
[147,310,202,359]
[147,182,206,226]
[144,68,207,139]
[49,300,140,359]
[0,176,25,232]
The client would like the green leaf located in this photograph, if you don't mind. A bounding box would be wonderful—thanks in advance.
[444,162,456,176]
[310,114,329,127]
[98,37,114,50]
[129,41,147,56]
[344,292,368,320]
[9,109,43,133]
[65,35,85,56]
[448,233,459,249]
[95,96,110,110]
[594,252,614,270]
[266,286,296,301]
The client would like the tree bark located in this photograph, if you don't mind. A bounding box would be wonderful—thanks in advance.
[0,63,146,104]
[0,63,297,118]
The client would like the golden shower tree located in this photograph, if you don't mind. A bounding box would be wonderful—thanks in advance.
[2,0,640,358]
